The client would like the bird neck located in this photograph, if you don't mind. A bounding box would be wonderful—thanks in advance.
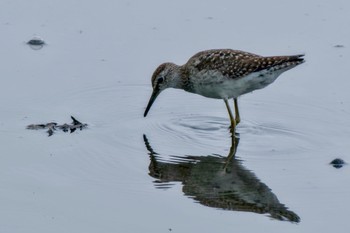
[166,64,183,89]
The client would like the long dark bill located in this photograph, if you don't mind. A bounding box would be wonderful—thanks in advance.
[144,89,160,117]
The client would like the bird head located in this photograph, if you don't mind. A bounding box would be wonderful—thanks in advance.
[144,63,177,117]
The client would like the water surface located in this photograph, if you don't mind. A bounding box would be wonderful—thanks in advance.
[1,0,350,232]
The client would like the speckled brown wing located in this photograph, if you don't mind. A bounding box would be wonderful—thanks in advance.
[186,49,261,79]
[186,49,304,79]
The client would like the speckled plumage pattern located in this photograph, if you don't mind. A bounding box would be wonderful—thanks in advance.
[185,49,304,80]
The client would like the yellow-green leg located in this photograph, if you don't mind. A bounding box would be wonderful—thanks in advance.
[224,99,236,133]
[233,98,241,125]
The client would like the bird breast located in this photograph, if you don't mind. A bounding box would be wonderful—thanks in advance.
[188,69,283,99]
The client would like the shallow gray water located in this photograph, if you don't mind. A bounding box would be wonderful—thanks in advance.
[1,0,350,232]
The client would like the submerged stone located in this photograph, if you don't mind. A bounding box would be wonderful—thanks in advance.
[27,36,46,50]
[330,158,346,169]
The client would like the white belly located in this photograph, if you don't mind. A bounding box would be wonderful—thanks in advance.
[190,69,285,99]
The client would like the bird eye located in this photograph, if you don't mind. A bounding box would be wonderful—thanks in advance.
[157,77,164,84]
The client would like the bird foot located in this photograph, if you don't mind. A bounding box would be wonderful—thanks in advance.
[235,118,241,125]
[228,125,236,134]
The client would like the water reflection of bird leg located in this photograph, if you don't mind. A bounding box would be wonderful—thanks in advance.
[224,132,240,170]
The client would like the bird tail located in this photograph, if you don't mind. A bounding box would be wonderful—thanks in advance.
[285,54,305,64]
[257,54,305,73]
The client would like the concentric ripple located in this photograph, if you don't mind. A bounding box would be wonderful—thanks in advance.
[49,82,350,163]
[142,95,336,160]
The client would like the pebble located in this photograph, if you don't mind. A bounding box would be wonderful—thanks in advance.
[330,158,346,169]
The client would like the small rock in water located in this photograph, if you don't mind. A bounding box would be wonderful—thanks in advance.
[330,158,346,169]
[333,44,345,48]
[27,36,46,50]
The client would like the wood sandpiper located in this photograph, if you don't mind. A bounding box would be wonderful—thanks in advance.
[144,49,304,133]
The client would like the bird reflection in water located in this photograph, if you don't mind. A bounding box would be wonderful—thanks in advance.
[143,134,300,223]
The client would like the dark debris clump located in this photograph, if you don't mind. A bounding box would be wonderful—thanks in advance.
[27,116,88,136]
